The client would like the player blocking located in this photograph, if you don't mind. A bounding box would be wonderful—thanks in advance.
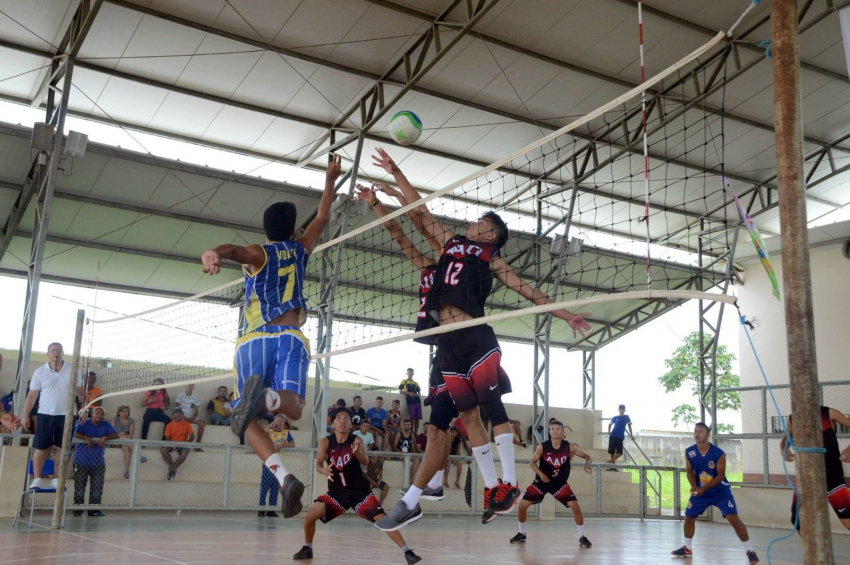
[510,420,593,548]
[200,155,342,519]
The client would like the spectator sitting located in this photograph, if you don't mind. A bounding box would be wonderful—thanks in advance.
[83,372,102,410]
[349,395,367,428]
[326,398,346,432]
[510,419,528,448]
[1,411,21,433]
[366,397,387,450]
[444,427,471,489]
[141,378,171,440]
[383,399,403,449]
[283,416,298,430]
[354,420,375,450]
[259,415,295,517]
[175,384,206,444]
[112,406,147,479]
[207,386,232,426]
[161,409,194,480]
[415,422,429,454]
[72,407,118,517]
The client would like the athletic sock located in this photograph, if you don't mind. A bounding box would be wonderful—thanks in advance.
[576,525,585,537]
[265,390,281,412]
[402,485,422,508]
[401,545,409,554]
[494,433,517,486]
[305,543,312,548]
[264,453,288,487]
[472,444,499,489]
[428,470,444,490]
[684,538,693,550]
[743,540,754,551]
[518,521,526,534]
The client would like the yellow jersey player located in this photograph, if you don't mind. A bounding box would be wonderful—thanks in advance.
[201,155,342,519]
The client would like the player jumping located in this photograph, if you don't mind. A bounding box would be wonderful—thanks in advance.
[370,147,591,529]
[672,422,759,563]
[293,407,422,564]
[781,405,850,531]
[201,155,342,519]
[510,420,592,548]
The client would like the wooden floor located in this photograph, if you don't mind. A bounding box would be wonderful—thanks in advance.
[4,512,849,564]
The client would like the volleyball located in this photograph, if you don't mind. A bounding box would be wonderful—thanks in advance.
[388,110,422,146]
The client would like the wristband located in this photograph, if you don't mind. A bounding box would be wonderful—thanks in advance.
[369,200,379,207]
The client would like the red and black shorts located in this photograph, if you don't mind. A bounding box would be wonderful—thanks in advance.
[317,490,383,523]
[522,480,577,507]
[791,471,850,528]
[440,325,511,413]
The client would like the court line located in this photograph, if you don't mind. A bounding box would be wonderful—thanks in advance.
[24,523,188,565]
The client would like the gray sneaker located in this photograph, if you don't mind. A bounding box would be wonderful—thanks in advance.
[399,485,445,501]
[374,499,422,531]
[230,375,267,436]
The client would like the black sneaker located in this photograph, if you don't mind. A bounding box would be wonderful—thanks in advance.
[374,499,422,531]
[509,532,527,544]
[404,550,422,564]
[257,511,266,517]
[747,550,760,563]
[266,511,279,517]
[230,374,267,436]
[72,511,83,517]
[490,480,520,515]
[281,474,305,518]
[293,546,313,560]
[88,510,105,517]
[579,536,592,548]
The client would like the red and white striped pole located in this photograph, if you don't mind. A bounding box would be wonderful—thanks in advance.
[638,0,651,289]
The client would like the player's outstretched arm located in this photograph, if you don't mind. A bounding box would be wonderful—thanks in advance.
[529,445,547,482]
[571,444,593,474]
[201,244,266,275]
[490,256,592,338]
[373,147,453,248]
[356,184,432,270]
[297,154,343,254]
[377,182,444,257]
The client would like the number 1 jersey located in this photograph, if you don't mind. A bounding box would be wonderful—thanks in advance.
[242,241,308,333]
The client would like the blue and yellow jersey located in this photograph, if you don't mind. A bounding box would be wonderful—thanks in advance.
[242,241,309,333]
[686,443,730,491]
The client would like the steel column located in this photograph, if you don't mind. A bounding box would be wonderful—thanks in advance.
[582,350,595,410]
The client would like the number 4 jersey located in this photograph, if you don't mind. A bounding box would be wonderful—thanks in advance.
[242,241,308,333]
[427,235,499,319]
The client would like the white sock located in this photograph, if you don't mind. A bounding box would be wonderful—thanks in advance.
[304,543,312,548]
[684,538,693,550]
[577,524,585,537]
[428,471,444,490]
[264,453,288,487]
[265,390,281,412]
[472,444,499,489]
[494,433,517,486]
[518,521,526,534]
[402,485,422,508]
[743,540,753,551]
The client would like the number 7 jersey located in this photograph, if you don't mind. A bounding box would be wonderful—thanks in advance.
[242,241,309,334]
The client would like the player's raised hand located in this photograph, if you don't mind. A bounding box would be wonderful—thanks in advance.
[565,312,592,338]
[372,147,398,174]
[356,184,378,203]
[377,182,402,199]
[351,440,359,454]
[318,464,334,482]
[201,249,222,275]
[326,154,342,183]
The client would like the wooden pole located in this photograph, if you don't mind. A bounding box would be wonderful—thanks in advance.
[771,1,833,563]
[51,309,85,529]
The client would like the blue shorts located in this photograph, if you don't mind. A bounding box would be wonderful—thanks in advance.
[685,487,738,518]
[233,325,310,401]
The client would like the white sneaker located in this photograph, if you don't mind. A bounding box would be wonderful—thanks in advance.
[28,478,43,490]
[50,478,58,489]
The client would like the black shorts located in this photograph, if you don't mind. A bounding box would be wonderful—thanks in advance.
[317,489,383,523]
[427,351,459,431]
[523,481,577,507]
[34,414,65,450]
[440,325,511,413]
[608,436,624,455]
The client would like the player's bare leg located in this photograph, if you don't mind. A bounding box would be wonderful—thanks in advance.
[510,499,533,544]
[727,515,759,562]
[568,500,592,548]
[293,502,325,559]
[411,425,448,493]
[244,417,304,519]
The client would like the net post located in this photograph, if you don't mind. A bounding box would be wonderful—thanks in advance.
[223,446,232,509]
[129,441,140,508]
[771,0,833,561]
[51,308,84,530]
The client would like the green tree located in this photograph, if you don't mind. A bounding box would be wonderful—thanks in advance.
[658,331,740,433]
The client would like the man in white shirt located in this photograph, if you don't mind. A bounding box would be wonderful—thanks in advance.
[22,343,82,489]
[175,384,205,443]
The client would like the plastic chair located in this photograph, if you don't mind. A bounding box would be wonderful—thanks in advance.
[12,460,67,529]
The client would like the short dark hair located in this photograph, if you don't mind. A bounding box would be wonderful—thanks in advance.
[330,407,352,423]
[392,399,400,405]
[407,368,413,371]
[336,398,346,407]
[403,419,411,424]
[218,386,227,391]
[263,202,297,241]
[618,404,626,410]
[353,395,362,402]
[376,396,383,401]
[173,408,183,415]
[550,420,564,428]
[482,211,509,248]
[695,422,711,433]
[548,417,556,424]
